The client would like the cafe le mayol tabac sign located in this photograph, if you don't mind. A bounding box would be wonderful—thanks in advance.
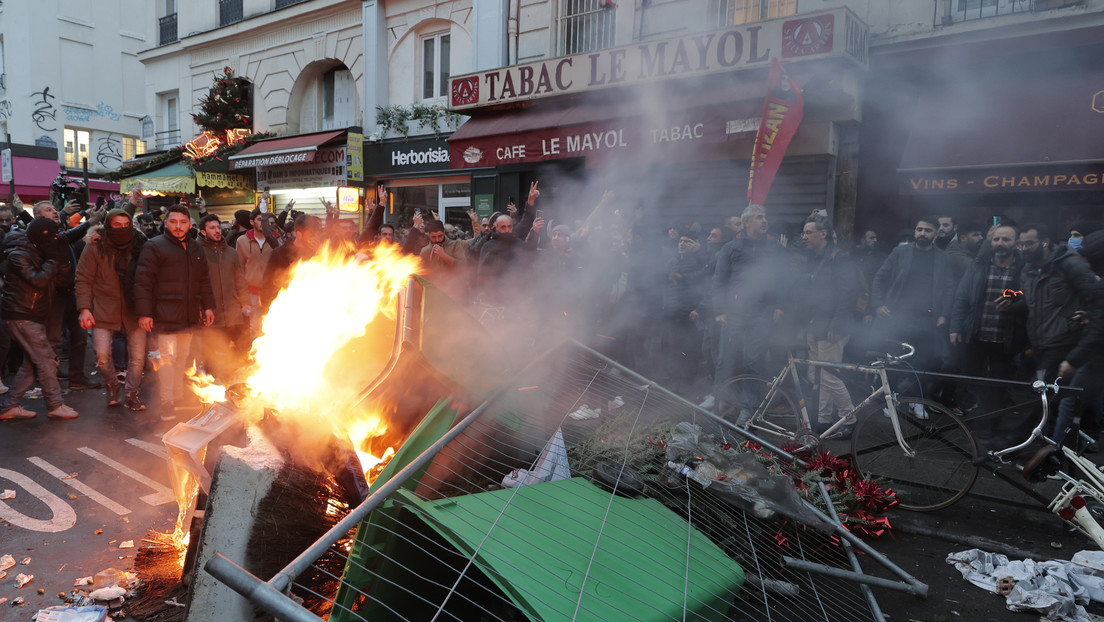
[448,8,866,111]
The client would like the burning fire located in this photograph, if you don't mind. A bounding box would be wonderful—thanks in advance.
[164,243,421,563]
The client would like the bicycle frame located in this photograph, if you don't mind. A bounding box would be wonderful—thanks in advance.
[744,356,917,458]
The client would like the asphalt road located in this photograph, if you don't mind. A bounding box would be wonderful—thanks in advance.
[2,374,1104,621]
[0,377,181,618]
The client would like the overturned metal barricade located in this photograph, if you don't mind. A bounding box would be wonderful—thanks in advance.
[205,279,926,621]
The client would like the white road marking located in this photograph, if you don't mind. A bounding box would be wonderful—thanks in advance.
[126,438,168,459]
[77,447,174,506]
[27,457,131,516]
[0,468,77,532]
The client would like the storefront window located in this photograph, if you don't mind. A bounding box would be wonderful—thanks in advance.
[387,181,471,231]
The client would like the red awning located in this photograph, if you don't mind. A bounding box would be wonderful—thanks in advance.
[7,156,61,198]
[446,74,831,169]
[229,130,346,170]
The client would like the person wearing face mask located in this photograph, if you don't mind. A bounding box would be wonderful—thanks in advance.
[1008,223,1101,443]
[74,209,149,411]
[0,217,79,420]
[948,224,1026,445]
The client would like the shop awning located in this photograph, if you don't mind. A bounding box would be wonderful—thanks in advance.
[446,73,837,169]
[897,69,1104,194]
[119,161,195,195]
[8,156,61,198]
[228,130,345,170]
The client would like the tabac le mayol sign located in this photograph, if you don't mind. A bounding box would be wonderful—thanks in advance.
[448,8,862,111]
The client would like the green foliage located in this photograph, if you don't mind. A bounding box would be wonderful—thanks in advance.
[376,103,462,140]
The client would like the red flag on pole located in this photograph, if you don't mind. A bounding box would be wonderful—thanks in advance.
[747,57,804,206]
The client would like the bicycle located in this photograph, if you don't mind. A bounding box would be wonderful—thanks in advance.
[718,342,979,512]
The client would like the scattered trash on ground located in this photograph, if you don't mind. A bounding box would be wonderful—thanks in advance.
[74,577,92,587]
[33,605,109,622]
[16,572,34,588]
[61,473,78,480]
[117,541,134,550]
[948,549,1104,622]
[0,554,14,571]
[21,556,32,565]
[0,489,14,500]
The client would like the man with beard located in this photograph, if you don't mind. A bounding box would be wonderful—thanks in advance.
[0,205,15,236]
[134,206,216,419]
[0,217,79,420]
[853,229,886,287]
[419,220,469,300]
[1012,223,1100,444]
[197,215,250,381]
[935,215,957,250]
[949,225,1025,443]
[708,205,785,419]
[799,215,861,436]
[76,209,149,410]
[870,216,955,402]
[946,221,986,285]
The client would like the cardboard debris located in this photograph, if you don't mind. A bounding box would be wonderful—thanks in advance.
[117,541,133,550]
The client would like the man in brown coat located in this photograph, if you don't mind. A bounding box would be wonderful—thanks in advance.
[197,214,250,380]
[75,209,148,410]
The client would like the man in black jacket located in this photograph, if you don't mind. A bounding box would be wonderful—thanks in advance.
[1013,223,1101,444]
[949,224,1024,441]
[134,206,216,418]
[0,217,80,420]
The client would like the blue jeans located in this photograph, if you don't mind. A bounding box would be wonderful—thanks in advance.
[92,327,147,394]
[2,319,65,410]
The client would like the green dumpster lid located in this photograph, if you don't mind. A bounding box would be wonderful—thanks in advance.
[410,477,744,622]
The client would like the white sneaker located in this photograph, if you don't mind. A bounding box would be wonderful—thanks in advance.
[0,381,8,395]
[47,404,79,419]
[698,394,716,410]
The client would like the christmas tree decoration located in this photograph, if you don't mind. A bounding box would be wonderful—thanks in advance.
[192,67,252,135]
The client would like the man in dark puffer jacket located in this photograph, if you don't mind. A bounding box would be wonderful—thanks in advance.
[134,206,215,420]
[0,217,80,420]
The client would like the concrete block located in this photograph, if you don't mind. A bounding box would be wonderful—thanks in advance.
[185,426,284,622]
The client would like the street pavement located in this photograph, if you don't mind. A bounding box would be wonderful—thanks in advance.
[0,375,180,618]
[3,373,1104,621]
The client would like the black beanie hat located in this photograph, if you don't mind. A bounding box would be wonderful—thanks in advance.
[26,217,59,249]
[234,209,252,229]
[1081,230,1104,271]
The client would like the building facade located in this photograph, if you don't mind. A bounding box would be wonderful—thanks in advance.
[0,0,149,201]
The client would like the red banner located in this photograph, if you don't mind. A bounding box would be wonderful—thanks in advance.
[747,57,804,205]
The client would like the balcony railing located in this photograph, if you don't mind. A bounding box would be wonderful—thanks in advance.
[558,0,616,55]
[275,0,308,8]
[155,129,181,151]
[940,0,1081,24]
[158,13,178,46]
[220,0,244,26]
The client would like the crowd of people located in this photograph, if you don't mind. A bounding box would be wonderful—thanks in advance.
[0,182,1101,450]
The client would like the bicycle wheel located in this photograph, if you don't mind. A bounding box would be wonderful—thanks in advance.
[718,375,801,436]
[851,397,979,512]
